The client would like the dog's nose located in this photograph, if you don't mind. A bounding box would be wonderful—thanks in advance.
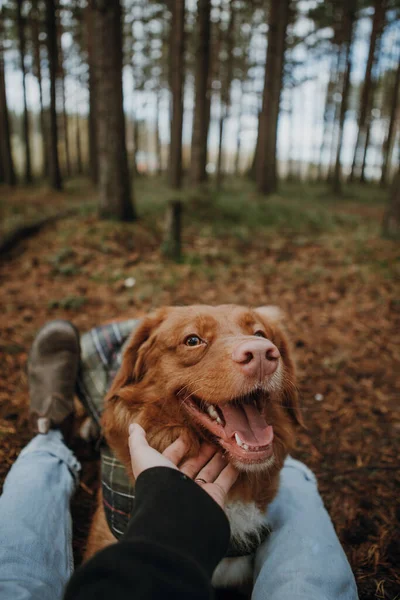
[232,339,280,378]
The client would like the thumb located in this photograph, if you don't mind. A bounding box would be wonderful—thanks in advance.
[128,423,148,452]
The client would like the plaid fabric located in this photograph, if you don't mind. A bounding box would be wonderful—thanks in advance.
[76,319,269,554]
[76,319,139,540]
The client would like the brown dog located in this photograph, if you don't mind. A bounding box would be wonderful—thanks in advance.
[85,304,303,588]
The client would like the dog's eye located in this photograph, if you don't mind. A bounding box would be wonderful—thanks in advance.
[185,335,202,347]
[254,330,267,338]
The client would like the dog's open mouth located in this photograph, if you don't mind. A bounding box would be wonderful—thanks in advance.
[182,392,274,463]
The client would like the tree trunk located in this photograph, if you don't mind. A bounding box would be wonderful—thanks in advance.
[234,87,244,176]
[156,89,162,174]
[332,0,356,195]
[350,0,385,182]
[17,0,32,183]
[0,12,16,186]
[86,5,98,185]
[169,0,185,189]
[45,0,62,190]
[382,168,400,238]
[256,0,290,195]
[216,98,226,189]
[318,50,340,180]
[56,16,71,178]
[91,0,135,220]
[380,56,400,186]
[75,113,83,175]
[190,0,211,184]
[61,74,71,177]
[360,116,372,183]
[132,112,139,176]
[31,0,48,178]
[216,0,235,189]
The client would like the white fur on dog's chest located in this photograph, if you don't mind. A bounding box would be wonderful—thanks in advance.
[212,501,268,589]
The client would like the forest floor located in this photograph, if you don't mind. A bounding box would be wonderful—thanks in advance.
[0,177,399,600]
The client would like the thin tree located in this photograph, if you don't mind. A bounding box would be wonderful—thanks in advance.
[190,0,211,184]
[332,0,357,195]
[75,112,83,175]
[91,0,135,220]
[256,0,290,195]
[216,0,236,189]
[16,0,32,183]
[56,15,71,177]
[45,0,62,189]
[0,9,16,186]
[381,53,400,186]
[86,5,98,184]
[169,0,185,189]
[317,49,340,180]
[31,0,48,177]
[350,0,386,182]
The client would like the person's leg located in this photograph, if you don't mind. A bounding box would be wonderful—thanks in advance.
[0,429,80,600]
[252,457,358,600]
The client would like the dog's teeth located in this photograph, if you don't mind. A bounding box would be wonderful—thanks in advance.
[234,433,250,451]
[235,433,244,447]
[216,417,222,425]
[207,406,219,421]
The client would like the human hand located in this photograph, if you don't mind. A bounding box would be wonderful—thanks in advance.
[128,423,238,510]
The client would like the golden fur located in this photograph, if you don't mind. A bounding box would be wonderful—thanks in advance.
[85,304,303,561]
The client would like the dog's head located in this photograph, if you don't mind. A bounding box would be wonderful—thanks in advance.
[104,304,303,475]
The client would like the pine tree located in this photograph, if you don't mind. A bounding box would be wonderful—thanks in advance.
[90,0,135,220]
[169,0,185,189]
[256,0,290,195]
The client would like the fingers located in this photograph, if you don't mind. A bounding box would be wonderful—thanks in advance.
[194,452,227,483]
[162,436,189,466]
[179,443,216,478]
[213,462,238,494]
[128,423,147,452]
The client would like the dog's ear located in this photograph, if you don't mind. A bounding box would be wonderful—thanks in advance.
[105,309,167,402]
[255,305,305,429]
[282,382,305,429]
[254,305,284,324]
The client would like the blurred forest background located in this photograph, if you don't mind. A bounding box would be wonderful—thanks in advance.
[0,1,399,600]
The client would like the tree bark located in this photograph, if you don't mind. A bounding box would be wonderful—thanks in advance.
[216,98,226,189]
[45,0,62,190]
[0,12,16,186]
[75,113,83,175]
[216,0,235,189]
[86,5,98,185]
[380,55,400,186]
[332,0,356,195]
[318,49,340,181]
[156,89,162,174]
[234,86,244,176]
[350,0,385,182]
[56,15,71,178]
[31,0,48,178]
[61,73,71,177]
[91,0,135,220]
[190,0,211,184]
[16,0,32,183]
[169,0,185,189]
[256,0,290,195]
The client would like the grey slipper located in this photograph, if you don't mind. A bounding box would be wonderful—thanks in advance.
[28,320,80,436]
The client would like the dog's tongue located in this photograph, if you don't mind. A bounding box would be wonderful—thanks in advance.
[219,402,273,446]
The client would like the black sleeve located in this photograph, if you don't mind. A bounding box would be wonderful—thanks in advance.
[64,467,231,600]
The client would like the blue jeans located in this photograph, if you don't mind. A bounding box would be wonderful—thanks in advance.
[0,432,358,600]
